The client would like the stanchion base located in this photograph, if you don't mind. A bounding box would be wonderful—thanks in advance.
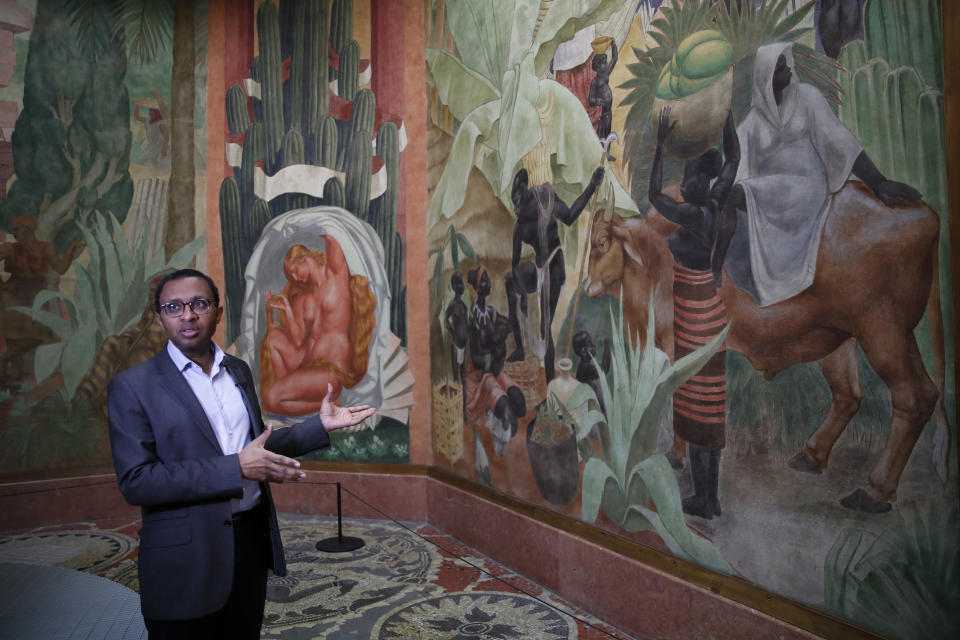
[315,536,365,553]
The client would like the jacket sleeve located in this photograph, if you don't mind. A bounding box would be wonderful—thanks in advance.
[108,373,244,507]
[265,415,332,457]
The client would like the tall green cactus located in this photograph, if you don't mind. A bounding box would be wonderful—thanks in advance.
[238,123,264,210]
[307,0,330,134]
[226,84,250,134]
[281,129,309,211]
[251,198,272,254]
[257,2,284,174]
[219,177,244,341]
[330,0,353,58]
[288,0,307,132]
[350,88,376,138]
[323,176,345,208]
[338,39,360,101]
[862,0,942,90]
[344,133,372,221]
[374,121,399,240]
[316,115,338,168]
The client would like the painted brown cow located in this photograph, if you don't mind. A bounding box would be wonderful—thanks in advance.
[584,181,950,511]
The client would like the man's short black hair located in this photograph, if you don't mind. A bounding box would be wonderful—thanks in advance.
[154,269,221,312]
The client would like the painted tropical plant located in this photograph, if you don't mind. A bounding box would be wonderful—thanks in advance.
[425,0,640,229]
[571,296,731,574]
[824,501,960,638]
[12,210,203,401]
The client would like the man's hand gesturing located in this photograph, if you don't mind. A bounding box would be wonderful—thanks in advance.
[319,383,376,431]
[239,424,305,483]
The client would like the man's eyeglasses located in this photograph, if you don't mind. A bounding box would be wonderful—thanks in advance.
[159,298,214,317]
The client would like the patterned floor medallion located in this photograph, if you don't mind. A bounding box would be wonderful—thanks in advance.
[262,515,442,636]
[0,530,136,572]
[372,592,577,639]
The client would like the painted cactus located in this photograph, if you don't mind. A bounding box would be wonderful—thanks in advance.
[219,177,245,340]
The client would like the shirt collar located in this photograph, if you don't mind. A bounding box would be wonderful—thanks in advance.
[166,340,225,375]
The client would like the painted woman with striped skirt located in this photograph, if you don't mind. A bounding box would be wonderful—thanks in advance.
[648,106,740,520]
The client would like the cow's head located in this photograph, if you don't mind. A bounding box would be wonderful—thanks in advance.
[585,209,632,299]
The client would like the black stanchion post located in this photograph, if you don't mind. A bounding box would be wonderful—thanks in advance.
[316,481,365,552]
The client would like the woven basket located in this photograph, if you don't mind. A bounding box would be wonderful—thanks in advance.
[502,352,543,410]
[432,381,464,464]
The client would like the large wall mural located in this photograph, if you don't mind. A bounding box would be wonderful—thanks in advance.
[0,0,413,476]
[426,1,957,637]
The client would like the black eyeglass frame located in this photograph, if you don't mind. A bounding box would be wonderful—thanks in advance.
[158,298,215,317]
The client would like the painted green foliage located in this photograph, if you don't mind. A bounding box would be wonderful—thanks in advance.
[573,296,731,574]
[13,212,203,400]
[219,0,407,344]
[0,0,134,250]
[426,0,640,228]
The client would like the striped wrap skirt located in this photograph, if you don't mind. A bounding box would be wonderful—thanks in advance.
[672,264,727,450]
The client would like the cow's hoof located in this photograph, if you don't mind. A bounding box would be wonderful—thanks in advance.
[788,451,822,475]
[507,348,525,362]
[839,488,892,514]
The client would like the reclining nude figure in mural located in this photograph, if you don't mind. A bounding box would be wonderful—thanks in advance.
[259,236,377,416]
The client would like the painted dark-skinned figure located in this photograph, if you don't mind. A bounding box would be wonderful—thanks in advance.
[466,266,526,454]
[588,41,618,159]
[649,105,739,520]
[444,271,468,386]
[711,43,921,301]
[572,331,610,415]
[505,166,604,383]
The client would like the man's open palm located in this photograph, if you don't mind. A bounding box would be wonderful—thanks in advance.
[320,383,376,430]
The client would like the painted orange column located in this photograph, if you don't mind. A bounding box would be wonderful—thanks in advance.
[399,0,431,465]
[206,0,226,347]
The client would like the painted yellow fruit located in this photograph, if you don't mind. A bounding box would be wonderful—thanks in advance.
[655,29,733,101]
[681,38,734,80]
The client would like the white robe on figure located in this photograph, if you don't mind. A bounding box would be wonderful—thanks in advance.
[735,42,862,307]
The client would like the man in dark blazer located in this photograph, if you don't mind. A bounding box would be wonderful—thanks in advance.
[108,268,375,639]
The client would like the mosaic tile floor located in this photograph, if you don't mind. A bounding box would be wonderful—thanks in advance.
[0,514,637,640]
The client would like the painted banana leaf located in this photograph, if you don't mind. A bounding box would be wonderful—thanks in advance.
[427,0,639,228]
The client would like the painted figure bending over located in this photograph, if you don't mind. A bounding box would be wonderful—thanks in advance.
[650,105,739,520]
[466,266,526,454]
[108,269,374,638]
[712,42,921,303]
[259,237,376,416]
[505,166,604,382]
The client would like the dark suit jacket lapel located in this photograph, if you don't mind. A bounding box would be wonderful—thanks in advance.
[154,349,224,453]
[221,355,262,438]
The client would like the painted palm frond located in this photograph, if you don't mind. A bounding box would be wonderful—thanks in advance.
[111,0,174,64]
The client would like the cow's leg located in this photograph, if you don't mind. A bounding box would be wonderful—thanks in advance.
[790,338,862,473]
[846,330,938,510]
